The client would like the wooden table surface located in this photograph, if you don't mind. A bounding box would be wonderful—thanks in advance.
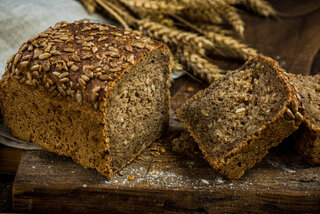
[9,75,320,213]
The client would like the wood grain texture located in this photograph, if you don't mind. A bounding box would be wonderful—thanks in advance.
[212,0,320,76]
[13,138,320,213]
[0,145,22,174]
[8,0,320,212]
[13,80,320,213]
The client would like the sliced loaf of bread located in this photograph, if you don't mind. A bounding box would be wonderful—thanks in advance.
[288,74,320,165]
[0,20,172,178]
[176,55,304,179]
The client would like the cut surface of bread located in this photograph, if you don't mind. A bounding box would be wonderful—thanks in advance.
[288,74,320,165]
[0,20,172,177]
[176,55,303,179]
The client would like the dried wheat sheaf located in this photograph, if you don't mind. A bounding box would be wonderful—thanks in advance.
[80,0,276,83]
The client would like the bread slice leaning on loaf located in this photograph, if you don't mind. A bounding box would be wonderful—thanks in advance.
[0,20,172,178]
[176,54,304,179]
[287,74,320,165]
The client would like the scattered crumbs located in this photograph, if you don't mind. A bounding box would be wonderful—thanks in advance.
[150,151,161,157]
[187,87,194,92]
[186,161,194,168]
[114,180,119,183]
[119,172,124,176]
[104,180,110,184]
[284,168,296,174]
[83,184,87,188]
[137,156,144,160]
[276,55,280,60]
[160,148,166,153]
[71,171,75,174]
[128,175,135,181]
[150,147,159,151]
[229,183,233,186]
[201,179,209,185]
[216,178,224,184]
[267,159,296,174]
[32,166,35,169]
[48,166,51,168]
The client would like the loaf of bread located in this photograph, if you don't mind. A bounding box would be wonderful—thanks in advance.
[176,54,304,179]
[0,20,172,177]
[287,73,320,165]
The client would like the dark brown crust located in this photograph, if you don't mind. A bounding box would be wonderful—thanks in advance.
[294,122,320,165]
[0,20,172,178]
[287,73,320,165]
[176,54,303,179]
[2,19,165,111]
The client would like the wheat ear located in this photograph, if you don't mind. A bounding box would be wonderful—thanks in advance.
[138,20,215,50]
[205,32,257,60]
[238,0,276,17]
[176,47,225,83]
[119,0,184,14]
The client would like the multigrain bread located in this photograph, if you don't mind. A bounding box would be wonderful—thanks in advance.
[176,54,304,179]
[171,131,198,155]
[0,20,172,178]
[287,74,320,165]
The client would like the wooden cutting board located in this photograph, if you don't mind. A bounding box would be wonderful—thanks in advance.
[12,77,320,213]
[10,1,320,212]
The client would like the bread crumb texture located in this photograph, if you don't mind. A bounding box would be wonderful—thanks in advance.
[176,54,303,179]
[0,19,172,178]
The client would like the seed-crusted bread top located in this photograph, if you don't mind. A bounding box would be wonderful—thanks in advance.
[2,19,167,111]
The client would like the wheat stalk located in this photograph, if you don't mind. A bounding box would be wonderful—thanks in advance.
[179,8,224,24]
[95,0,130,29]
[220,5,245,37]
[80,0,97,14]
[79,0,275,83]
[176,47,225,83]
[119,0,184,14]
[238,0,276,17]
[198,24,233,36]
[138,20,215,50]
[106,0,138,26]
[205,32,257,60]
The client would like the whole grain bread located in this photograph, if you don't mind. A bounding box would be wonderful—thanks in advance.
[171,131,198,155]
[176,54,304,179]
[287,74,320,165]
[0,20,172,177]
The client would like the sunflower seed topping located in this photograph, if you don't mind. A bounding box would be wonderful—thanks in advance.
[6,21,157,110]
[39,53,52,60]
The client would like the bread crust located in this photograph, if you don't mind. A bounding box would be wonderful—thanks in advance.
[1,20,167,112]
[0,20,172,178]
[287,73,320,165]
[176,54,304,179]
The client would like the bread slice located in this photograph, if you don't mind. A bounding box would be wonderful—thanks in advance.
[287,74,320,165]
[0,20,172,178]
[176,54,303,179]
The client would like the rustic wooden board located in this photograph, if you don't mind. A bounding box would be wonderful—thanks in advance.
[13,137,320,213]
[0,145,22,174]
[12,78,320,213]
[8,0,320,212]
